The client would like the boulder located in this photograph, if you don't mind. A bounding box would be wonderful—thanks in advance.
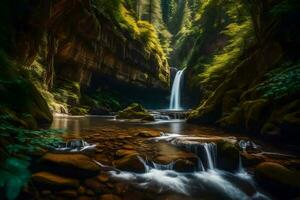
[32,172,80,189]
[240,152,265,167]
[217,140,240,171]
[173,159,195,172]
[116,103,154,121]
[40,153,100,177]
[136,130,161,137]
[113,154,146,173]
[255,162,300,198]
[116,149,138,158]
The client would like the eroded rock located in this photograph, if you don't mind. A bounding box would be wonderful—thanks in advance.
[32,172,80,189]
[255,162,300,198]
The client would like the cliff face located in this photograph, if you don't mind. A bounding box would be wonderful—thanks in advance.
[184,0,300,142]
[11,0,169,115]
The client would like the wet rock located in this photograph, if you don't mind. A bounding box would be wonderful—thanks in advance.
[136,130,161,137]
[122,144,135,150]
[56,189,78,198]
[115,182,129,195]
[40,153,100,177]
[97,173,110,183]
[116,149,138,158]
[84,178,104,194]
[240,152,265,167]
[174,159,195,172]
[94,154,111,165]
[99,194,122,200]
[116,103,154,121]
[217,140,240,171]
[113,154,146,173]
[32,172,80,189]
[255,162,300,198]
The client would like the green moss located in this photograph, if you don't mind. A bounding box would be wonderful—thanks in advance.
[241,99,269,130]
[116,103,154,121]
[69,106,90,116]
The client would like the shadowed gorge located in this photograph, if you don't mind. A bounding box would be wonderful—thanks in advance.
[0,0,299,200]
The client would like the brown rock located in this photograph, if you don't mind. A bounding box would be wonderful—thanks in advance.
[41,153,100,176]
[97,173,110,183]
[122,145,135,150]
[113,154,146,173]
[56,190,78,198]
[241,152,265,167]
[174,159,195,172]
[84,178,104,193]
[255,162,300,198]
[116,149,138,158]
[99,194,122,200]
[32,172,80,189]
[136,130,160,137]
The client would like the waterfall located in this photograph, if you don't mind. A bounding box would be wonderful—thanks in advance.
[169,69,185,110]
[203,143,217,169]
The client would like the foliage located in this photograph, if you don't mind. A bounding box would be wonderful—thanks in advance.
[93,0,168,63]
[0,157,30,200]
[0,120,63,200]
[256,61,300,100]
[201,18,253,86]
[269,0,299,16]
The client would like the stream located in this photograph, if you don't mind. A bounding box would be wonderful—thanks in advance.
[50,114,282,200]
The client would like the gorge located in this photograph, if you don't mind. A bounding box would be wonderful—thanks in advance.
[0,0,299,200]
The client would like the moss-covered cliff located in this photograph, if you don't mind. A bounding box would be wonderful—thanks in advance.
[0,0,170,121]
[180,0,300,142]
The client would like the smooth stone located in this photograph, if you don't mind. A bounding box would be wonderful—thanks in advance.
[97,173,110,183]
[32,172,80,189]
[255,162,300,198]
[136,130,160,137]
[116,149,138,158]
[241,152,265,167]
[113,154,146,173]
[41,153,100,176]
[174,159,195,172]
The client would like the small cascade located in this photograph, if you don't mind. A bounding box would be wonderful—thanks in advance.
[169,137,217,171]
[203,143,217,169]
[170,69,185,110]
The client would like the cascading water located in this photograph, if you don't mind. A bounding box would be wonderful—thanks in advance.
[169,69,185,110]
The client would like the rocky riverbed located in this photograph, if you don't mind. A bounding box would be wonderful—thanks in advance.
[21,115,300,200]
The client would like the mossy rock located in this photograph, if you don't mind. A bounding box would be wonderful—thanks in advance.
[69,106,90,116]
[217,140,240,171]
[116,103,154,121]
[261,122,280,137]
[218,108,243,130]
[221,89,242,115]
[255,162,300,198]
[241,99,269,130]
